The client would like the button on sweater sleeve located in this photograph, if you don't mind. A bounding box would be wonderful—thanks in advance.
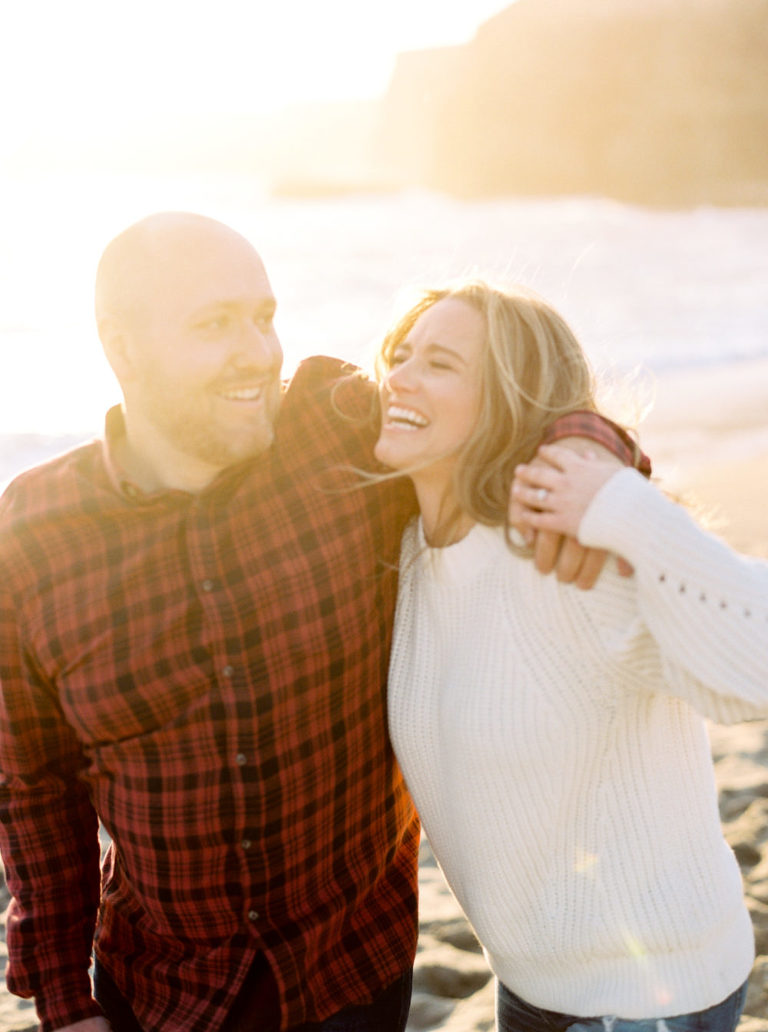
[578,467,768,722]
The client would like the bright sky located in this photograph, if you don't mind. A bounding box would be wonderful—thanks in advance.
[0,0,517,436]
[2,0,513,154]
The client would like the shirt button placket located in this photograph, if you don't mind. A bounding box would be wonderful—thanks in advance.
[199,569,257,928]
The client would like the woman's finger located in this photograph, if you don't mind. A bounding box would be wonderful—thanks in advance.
[513,464,559,492]
[512,480,557,510]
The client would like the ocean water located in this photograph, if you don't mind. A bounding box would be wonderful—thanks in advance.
[1,172,767,482]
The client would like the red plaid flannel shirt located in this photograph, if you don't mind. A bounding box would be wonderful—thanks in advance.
[542,410,652,476]
[0,357,646,1032]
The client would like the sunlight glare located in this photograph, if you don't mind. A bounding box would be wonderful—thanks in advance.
[2,0,514,145]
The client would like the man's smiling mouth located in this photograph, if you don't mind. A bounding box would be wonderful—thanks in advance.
[217,384,266,402]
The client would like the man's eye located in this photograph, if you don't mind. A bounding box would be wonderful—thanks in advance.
[197,316,228,332]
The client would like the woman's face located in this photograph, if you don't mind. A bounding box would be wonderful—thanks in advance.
[374,297,485,493]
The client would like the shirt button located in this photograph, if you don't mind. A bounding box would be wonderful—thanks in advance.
[201,579,215,592]
[248,909,259,921]
[241,839,252,851]
[222,665,234,678]
[235,753,247,766]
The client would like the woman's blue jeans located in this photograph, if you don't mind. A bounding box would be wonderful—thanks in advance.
[496,979,748,1032]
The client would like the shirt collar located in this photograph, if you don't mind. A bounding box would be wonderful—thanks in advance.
[101,405,167,504]
[100,404,265,504]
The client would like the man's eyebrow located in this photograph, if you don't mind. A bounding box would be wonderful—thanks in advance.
[194,298,277,316]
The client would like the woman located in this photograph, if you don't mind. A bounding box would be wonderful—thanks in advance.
[374,280,768,1032]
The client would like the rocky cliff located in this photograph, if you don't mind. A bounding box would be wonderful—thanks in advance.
[374,0,768,205]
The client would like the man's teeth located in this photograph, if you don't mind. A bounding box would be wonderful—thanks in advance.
[388,405,428,428]
[220,386,263,401]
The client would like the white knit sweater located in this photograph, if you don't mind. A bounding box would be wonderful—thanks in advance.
[388,468,768,1020]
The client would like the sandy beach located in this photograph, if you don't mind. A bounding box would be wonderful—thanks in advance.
[1,358,767,1032]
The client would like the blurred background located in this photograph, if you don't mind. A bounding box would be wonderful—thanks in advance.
[1,0,767,463]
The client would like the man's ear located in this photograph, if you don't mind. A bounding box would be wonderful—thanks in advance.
[98,316,136,382]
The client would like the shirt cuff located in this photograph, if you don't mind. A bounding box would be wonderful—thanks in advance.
[34,977,103,1032]
[542,410,652,478]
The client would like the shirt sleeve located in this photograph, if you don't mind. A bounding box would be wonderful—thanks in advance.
[542,411,652,477]
[0,580,104,1031]
[579,467,768,723]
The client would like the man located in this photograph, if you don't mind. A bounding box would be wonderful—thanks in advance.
[0,213,645,1032]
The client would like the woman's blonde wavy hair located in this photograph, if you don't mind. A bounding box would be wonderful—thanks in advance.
[374,280,598,536]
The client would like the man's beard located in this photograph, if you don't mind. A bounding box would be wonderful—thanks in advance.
[144,377,281,471]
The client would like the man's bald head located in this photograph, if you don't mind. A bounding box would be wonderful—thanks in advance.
[94,212,261,334]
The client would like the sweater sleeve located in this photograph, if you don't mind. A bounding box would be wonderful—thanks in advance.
[578,468,768,722]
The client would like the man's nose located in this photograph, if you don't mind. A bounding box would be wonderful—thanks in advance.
[234,320,282,367]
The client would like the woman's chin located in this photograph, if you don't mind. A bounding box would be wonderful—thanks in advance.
[374,439,404,470]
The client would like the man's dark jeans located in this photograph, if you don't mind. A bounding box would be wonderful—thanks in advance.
[94,955,412,1032]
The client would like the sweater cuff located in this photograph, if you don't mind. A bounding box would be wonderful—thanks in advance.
[578,467,664,557]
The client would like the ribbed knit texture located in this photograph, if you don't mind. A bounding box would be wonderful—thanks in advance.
[388,469,768,1020]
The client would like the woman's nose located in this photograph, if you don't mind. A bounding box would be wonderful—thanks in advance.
[386,359,416,392]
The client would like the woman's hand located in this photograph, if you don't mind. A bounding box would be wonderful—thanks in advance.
[512,444,634,577]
